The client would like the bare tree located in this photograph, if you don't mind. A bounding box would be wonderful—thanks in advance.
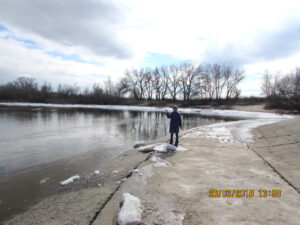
[159,66,170,100]
[104,77,115,96]
[168,65,181,102]
[40,82,52,101]
[200,64,214,99]
[211,64,225,99]
[144,68,154,100]
[261,71,272,97]
[152,67,163,100]
[178,63,199,101]
[121,69,140,99]
[224,67,245,99]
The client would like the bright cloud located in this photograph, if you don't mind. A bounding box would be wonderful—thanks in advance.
[0,0,300,95]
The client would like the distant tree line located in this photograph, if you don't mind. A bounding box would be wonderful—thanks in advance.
[0,76,124,104]
[261,68,300,111]
[0,62,245,105]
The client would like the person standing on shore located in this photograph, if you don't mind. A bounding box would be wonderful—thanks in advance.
[165,105,182,147]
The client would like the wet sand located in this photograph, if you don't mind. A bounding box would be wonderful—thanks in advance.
[3,113,300,225]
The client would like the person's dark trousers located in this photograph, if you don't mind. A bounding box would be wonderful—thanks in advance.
[170,132,179,147]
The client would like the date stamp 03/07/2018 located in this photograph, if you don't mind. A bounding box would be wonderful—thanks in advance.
[209,189,281,198]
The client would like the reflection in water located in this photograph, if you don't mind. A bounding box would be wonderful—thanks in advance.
[0,106,225,175]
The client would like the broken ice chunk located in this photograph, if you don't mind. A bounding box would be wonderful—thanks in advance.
[93,170,100,175]
[117,193,142,225]
[60,175,80,186]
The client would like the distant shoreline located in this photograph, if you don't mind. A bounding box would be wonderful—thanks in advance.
[0,102,295,118]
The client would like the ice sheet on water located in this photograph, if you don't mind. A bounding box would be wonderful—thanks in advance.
[0,103,293,119]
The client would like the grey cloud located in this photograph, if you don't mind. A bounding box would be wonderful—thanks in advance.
[203,20,300,65]
[252,22,300,61]
[0,0,131,59]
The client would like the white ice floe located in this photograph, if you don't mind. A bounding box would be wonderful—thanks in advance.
[117,193,142,225]
[153,143,177,152]
[40,177,50,184]
[113,170,119,174]
[93,170,100,175]
[133,169,139,173]
[60,175,80,186]
[137,144,158,152]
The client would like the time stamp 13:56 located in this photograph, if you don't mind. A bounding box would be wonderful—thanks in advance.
[209,189,281,198]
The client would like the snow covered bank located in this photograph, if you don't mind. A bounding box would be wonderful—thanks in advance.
[0,102,293,119]
[183,118,285,143]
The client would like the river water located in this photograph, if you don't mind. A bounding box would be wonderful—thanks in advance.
[0,104,227,222]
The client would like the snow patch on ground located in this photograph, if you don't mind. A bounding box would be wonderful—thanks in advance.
[117,193,142,225]
[184,126,235,143]
[60,175,80,186]
[149,156,171,167]
[176,146,188,151]
[184,118,287,143]
[93,170,99,175]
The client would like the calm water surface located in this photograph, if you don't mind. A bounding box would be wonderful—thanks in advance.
[0,105,227,222]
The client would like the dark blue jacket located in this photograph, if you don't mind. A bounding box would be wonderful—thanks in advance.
[167,111,182,133]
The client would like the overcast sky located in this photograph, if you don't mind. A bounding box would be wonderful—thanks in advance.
[0,0,300,96]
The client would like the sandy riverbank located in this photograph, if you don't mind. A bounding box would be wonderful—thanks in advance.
[3,110,299,225]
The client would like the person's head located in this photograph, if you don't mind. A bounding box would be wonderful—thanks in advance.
[173,105,178,112]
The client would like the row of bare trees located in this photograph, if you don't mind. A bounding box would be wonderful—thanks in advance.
[0,62,245,104]
[261,68,300,110]
[261,68,300,98]
[119,63,244,101]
